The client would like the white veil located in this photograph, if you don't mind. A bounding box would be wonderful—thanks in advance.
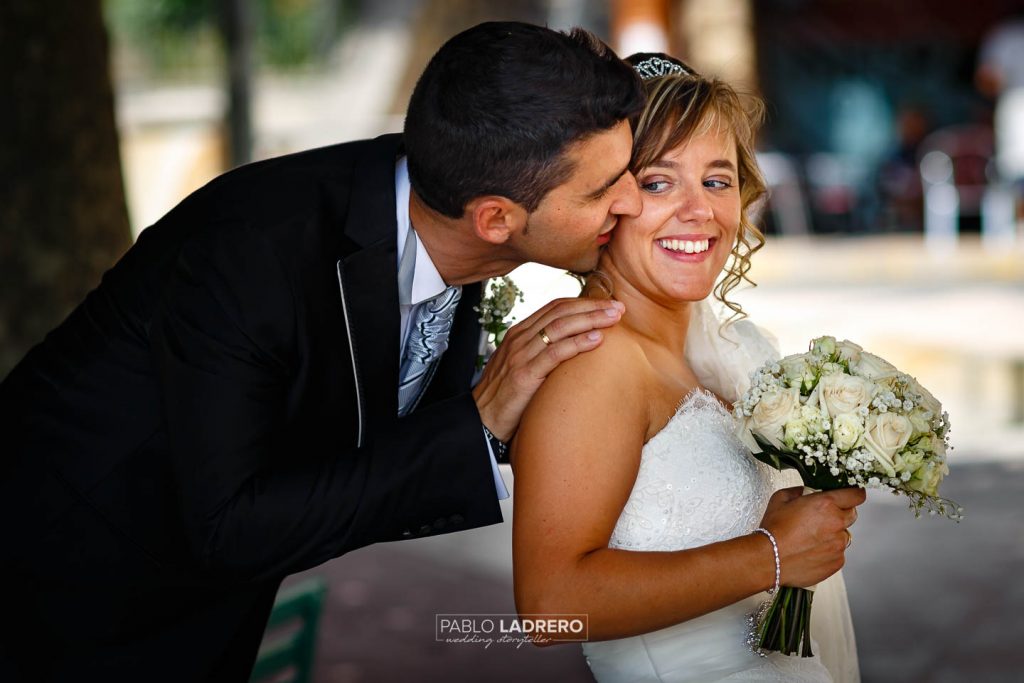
[684,298,861,683]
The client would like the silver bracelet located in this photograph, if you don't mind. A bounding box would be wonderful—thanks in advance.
[752,527,780,595]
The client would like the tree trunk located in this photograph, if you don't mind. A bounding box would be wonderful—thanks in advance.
[0,0,132,378]
[221,0,254,168]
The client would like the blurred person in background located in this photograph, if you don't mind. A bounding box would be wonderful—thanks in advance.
[513,54,862,682]
[0,21,644,682]
[876,104,931,232]
[976,13,1024,201]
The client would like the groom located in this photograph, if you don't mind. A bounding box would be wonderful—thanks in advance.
[0,22,643,682]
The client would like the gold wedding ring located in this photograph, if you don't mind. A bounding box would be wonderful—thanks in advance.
[538,327,553,346]
[845,529,853,548]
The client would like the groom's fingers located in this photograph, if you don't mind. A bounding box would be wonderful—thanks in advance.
[472,298,625,441]
[499,297,624,379]
[526,301,625,353]
[507,297,624,345]
[515,300,625,378]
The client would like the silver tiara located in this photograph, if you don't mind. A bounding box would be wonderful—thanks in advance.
[633,56,689,80]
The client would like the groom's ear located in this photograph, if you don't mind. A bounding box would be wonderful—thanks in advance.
[466,196,527,245]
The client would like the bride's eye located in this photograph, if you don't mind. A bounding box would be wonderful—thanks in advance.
[640,179,669,193]
[704,177,734,190]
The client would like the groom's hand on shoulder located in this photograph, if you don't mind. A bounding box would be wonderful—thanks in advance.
[472,297,625,442]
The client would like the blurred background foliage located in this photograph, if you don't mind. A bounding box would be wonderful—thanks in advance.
[105,0,357,74]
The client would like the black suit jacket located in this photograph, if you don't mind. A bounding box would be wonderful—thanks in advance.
[0,134,503,681]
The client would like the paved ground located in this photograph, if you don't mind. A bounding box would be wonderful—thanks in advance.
[281,458,1024,683]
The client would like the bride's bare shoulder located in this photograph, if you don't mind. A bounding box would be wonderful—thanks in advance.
[513,323,651,488]
[522,323,650,427]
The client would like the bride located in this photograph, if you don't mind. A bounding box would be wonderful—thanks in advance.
[511,54,863,682]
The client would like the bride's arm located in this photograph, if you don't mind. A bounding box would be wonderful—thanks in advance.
[512,334,860,643]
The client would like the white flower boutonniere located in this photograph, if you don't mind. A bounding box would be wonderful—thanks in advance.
[474,276,524,369]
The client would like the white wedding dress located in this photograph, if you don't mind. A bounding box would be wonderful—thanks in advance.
[582,301,860,683]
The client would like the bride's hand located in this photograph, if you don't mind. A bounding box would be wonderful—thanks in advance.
[758,486,865,588]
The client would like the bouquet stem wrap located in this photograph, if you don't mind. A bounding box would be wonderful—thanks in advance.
[755,583,814,657]
[749,439,849,658]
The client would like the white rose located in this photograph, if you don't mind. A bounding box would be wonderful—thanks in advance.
[783,418,810,449]
[780,356,811,389]
[831,412,864,452]
[778,352,819,389]
[909,378,943,417]
[820,362,844,376]
[863,412,913,477]
[750,386,801,443]
[908,460,949,496]
[811,336,836,357]
[800,404,824,422]
[816,372,875,418]
[907,408,932,437]
[893,449,925,474]
[913,435,946,459]
[854,352,899,381]
[835,340,863,363]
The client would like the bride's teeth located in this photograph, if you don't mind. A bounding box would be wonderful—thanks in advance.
[658,238,712,253]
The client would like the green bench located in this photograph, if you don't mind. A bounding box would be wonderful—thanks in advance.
[249,577,327,683]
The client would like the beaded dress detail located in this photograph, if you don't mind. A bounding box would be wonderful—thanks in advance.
[607,389,774,554]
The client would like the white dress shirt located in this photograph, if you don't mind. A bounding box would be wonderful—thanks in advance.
[394,158,509,500]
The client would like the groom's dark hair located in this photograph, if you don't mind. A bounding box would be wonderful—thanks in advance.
[404,21,643,218]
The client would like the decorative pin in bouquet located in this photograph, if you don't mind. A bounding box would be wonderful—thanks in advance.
[734,336,962,657]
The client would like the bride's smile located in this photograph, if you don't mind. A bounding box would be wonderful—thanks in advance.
[655,235,715,256]
[601,124,741,307]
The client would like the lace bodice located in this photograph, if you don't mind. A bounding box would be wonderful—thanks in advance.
[584,388,834,682]
[608,389,776,553]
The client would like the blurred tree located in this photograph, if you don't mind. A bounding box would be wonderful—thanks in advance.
[106,0,356,166]
[106,0,354,72]
[222,0,255,166]
[0,0,133,377]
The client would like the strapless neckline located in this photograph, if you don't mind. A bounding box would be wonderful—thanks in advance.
[583,388,833,681]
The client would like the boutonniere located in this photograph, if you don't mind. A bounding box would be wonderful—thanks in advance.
[474,276,525,369]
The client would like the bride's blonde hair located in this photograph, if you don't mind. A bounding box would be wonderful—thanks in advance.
[584,56,768,323]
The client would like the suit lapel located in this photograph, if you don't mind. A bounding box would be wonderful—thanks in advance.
[335,135,404,444]
[336,246,399,445]
[333,133,484,435]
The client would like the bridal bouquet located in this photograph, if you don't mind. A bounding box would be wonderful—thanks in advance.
[733,335,961,657]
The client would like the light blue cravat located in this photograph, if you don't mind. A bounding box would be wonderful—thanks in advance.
[397,227,461,416]
[398,287,461,415]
